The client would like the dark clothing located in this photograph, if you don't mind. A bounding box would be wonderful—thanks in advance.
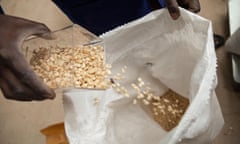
[52,0,165,35]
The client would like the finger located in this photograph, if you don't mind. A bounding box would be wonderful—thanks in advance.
[0,77,36,101]
[29,23,57,40]
[20,22,56,40]
[188,0,200,13]
[0,15,56,41]
[177,0,200,13]
[0,50,56,100]
[166,0,180,20]
[0,64,45,101]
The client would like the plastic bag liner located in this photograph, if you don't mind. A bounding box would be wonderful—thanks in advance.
[63,8,224,144]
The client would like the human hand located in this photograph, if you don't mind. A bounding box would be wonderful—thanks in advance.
[166,0,200,20]
[0,14,56,101]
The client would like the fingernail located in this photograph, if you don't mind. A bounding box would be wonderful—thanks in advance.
[170,12,179,20]
[43,93,56,100]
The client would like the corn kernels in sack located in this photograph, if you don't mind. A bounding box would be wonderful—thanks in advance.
[110,66,190,131]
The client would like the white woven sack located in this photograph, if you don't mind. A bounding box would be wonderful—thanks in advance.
[63,8,224,144]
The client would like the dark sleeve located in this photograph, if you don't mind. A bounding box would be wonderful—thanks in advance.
[158,0,166,7]
[52,0,153,35]
[148,0,166,9]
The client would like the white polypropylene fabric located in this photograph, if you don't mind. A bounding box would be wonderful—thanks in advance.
[63,8,224,144]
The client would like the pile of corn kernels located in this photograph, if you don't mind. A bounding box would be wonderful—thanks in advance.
[110,66,189,131]
[30,45,111,89]
[149,90,189,131]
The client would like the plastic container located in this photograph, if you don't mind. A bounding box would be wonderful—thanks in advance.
[22,24,107,90]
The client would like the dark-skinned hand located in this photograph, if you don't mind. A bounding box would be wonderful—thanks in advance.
[0,14,55,101]
[166,0,200,19]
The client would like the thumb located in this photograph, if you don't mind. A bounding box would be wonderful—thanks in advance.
[27,23,56,40]
[166,0,180,20]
